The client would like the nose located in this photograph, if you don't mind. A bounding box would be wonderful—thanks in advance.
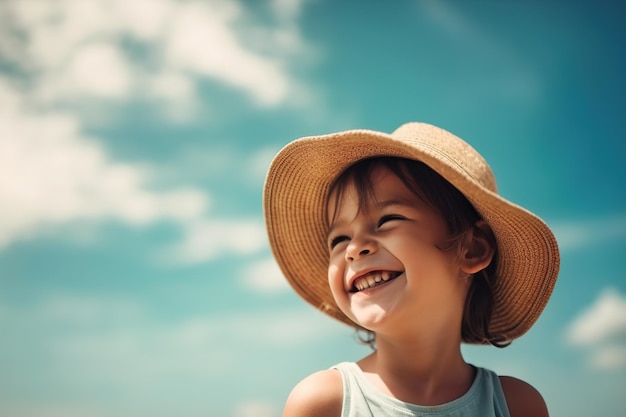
[345,237,377,262]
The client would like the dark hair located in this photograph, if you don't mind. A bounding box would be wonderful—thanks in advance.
[327,156,509,348]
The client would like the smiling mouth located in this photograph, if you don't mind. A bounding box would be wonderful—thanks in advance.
[350,271,402,293]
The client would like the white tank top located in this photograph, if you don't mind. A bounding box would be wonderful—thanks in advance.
[333,362,511,417]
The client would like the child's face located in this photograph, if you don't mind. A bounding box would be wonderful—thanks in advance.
[326,165,471,335]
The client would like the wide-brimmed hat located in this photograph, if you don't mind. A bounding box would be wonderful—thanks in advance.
[263,122,559,341]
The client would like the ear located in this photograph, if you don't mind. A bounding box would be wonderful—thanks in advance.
[460,220,496,274]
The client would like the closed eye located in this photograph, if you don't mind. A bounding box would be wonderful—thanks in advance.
[377,214,405,228]
[329,235,349,250]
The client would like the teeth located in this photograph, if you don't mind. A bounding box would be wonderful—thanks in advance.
[352,271,399,292]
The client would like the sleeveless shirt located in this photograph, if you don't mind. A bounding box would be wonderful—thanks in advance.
[333,362,511,417]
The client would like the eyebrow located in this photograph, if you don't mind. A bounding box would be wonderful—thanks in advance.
[373,199,415,209]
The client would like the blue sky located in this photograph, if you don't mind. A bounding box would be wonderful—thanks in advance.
[0,1,625,416]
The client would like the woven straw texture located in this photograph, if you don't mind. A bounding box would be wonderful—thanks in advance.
[263,122,560,341]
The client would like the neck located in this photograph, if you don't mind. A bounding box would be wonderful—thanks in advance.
[359,331,474,405]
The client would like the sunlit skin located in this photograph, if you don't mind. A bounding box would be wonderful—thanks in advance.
[281,165,550,417]
[326,166,470,343]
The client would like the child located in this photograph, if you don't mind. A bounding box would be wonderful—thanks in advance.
[263,122,559,417]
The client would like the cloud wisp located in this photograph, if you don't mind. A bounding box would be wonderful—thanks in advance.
[0,88,208,248]
[565,288,626,371]
[550,214,626,252]
[0,80,269,263]
[0,0,309,258]
[0,0,313,117]
[163,219,268,264]
[241,257,290,294]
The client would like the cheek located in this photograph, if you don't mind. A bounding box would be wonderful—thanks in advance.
[328,262,356,320]
[327,262,346,300]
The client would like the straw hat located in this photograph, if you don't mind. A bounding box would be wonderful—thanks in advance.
[263,122,559,341]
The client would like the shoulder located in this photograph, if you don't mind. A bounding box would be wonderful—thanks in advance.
[282,368,343,417]
[499,376,549,417]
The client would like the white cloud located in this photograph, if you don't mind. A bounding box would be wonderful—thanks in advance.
[589,346,626,370]
[0,80,272,259]
[147,71,200,122]
[566,288,626,371]
[66,42,133,99]
[272,0,308,23]
[164,2,289,106]
[241,257,289,294]
[551,214,626,252]
[0,78,21,113]
[166,145,280,188]
[0,98,209,248]
[0,0,316,254]
[567,288,626,346]
[0,0,312,115]
[164,219,268,264]
[112,0,173,41]
[150,72,195,102]
[9,0,115,70]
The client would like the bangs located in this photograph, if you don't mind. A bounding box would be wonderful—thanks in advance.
[326,157,482,236]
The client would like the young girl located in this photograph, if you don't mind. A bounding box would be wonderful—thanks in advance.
[264,122,560,417]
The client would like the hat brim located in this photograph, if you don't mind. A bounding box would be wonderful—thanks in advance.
[264,123,559,341]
